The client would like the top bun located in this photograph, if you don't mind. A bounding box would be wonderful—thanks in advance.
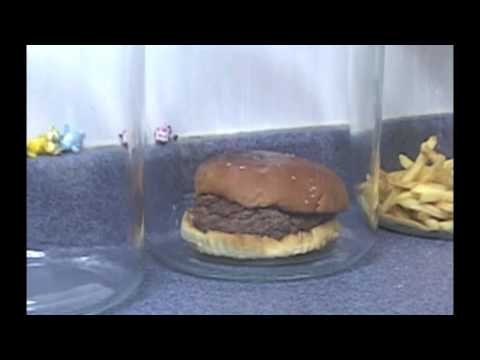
[194,151,349,214]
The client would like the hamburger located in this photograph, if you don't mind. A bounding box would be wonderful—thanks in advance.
[181,151,349,259]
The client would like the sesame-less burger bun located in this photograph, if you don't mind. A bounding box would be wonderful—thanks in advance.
[181,211,341,259]
[194,151,349,214]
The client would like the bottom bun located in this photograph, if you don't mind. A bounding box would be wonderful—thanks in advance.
[180,210,341,259]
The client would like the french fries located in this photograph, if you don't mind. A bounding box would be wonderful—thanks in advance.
[380,188,401,214]
[411,183,452,203]
[443,159,453,170]
[424,218,440,231]
[401,152,427,182]
[399,154,414,169]
[438,220,453,233]
[358,135,453,234]
[436,201,453,213]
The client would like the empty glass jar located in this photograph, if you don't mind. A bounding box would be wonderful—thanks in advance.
[27,45,145,314]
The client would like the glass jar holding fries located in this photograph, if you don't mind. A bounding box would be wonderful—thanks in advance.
[358,46,453,239]
[359,135,453,239]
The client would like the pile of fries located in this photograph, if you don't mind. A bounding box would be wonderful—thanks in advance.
[358,136,453,234]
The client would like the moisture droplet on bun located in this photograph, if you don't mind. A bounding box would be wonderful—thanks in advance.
[226,162,232,167]
[239,166,247,170]
[304,200,310,204]
[291,176,297,181]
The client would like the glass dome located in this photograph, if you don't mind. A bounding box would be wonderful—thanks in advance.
[144,45,385,281]
[26,45,145,314]
[372,45,453,240]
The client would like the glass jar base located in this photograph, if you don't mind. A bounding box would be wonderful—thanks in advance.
[27,246,143,315]
[148,199,376,282]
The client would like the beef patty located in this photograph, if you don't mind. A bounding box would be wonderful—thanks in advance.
[190,194,336,240]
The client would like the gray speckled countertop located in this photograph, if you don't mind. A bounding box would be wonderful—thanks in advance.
[27,114,454,315]
[105,231,453,315]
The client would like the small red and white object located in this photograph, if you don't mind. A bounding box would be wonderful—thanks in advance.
[154,125,178,145]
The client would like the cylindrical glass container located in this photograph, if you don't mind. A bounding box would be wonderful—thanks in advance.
[370,45,453,240]
[27,45,145,314]
[145,45,385,281]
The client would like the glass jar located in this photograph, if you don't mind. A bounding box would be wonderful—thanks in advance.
[373,45,453,240]
[27,45,145,314]
[145,45,385,281]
